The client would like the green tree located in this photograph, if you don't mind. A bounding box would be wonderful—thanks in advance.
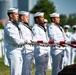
[60,14,68,27]
[67,13,76,26]
[59,13,76,27]
[60,13,76,32]
[30,0,56,22]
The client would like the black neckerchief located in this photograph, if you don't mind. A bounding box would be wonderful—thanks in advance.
[57,25,63,32]
[12,21,20,31]
[23,22,32,31]
[38,24,46,32]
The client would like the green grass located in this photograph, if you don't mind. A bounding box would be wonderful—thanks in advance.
[1,56,76,75]
[0,57,51,75]
[0,57,10,75]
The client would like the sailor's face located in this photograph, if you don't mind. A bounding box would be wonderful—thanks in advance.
[12,12,19,21]
[54,17,60,24]
[23,15,29,23]
[38,16,44,24]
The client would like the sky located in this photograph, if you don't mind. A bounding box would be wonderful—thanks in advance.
[50,0,76,15]
[13,0,76,15]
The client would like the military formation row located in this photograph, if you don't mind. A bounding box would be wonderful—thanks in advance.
[4,7,76,75]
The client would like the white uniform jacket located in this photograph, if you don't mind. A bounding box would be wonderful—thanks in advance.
[70,32,76,41]
[4,21,25,51]
[32,24,49,55]
[19,22,34,53]
[65,32,71,38]
[48,23,67,55]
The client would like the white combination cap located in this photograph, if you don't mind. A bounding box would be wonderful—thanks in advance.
[34,12,44,17]
[19,11,29,16]
[72,25,76,29]
[50,13,60,18]
[44,19,48,23]
[7,8,18,13]
[64,25,70,28]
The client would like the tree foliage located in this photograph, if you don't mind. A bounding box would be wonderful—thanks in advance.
[60,13,76,27]
[67,14,76,26]
[30,0,56,22]
[60,14,68,27]
[30,0,76,26]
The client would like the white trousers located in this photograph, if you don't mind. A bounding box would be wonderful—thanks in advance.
[6,49,23,75]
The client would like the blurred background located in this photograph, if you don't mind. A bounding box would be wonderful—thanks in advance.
[0,0,76,27]
[0,0,76,75]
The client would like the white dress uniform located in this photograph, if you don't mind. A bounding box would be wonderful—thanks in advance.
[44,19,52,69]
[63,31,71,66]
[0,29,10,66]
[48,23,67,75]
[46,25,52,69]
[19,22,34,75]
[4,20,26,75]
[69,25,76,65]
[32,24,49,75]
[4,37,10,66]
[70,32,76,64]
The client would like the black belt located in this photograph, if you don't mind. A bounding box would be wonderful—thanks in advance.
[13,44,23,47]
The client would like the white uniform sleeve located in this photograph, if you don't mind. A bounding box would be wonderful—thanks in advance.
[70,34,76,41]
[49,27,60,43]
[4,24,25,45]
[32,27,40,41]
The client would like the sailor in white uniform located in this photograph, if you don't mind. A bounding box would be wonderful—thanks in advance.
[32,12,49,75]
[70,25,76,64]
[48,13,68,75]
[18,11,34,75]
[63,25,71,66]
[44,19,52,69]
[4,8,27,75]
